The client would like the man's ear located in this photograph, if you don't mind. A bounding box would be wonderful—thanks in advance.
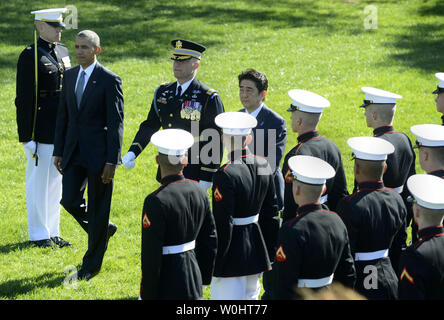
[383,162,388,174]
[246,134,253,146]
[95,45,102,55]
[261,90,267,101]
[182,155,188,167]
[155,155,159,165]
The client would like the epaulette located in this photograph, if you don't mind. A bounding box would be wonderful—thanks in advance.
[206,88,217,96]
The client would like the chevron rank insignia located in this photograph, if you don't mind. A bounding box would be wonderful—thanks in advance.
[142,212,151,229]
[284,168,293,183]
[276,245,287,262]
[400,267,414,285]
[214,187,223,202]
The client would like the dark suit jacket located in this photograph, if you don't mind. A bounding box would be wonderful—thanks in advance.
[54,62,124,173]
[239,104,287,209]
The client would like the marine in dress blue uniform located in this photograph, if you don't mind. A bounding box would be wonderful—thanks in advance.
[281,89,348,223]
[336,137,408,300]
[432,73,444,126]
[210,112,280,300]
[272,155,356,300]
[139,129,217,300]
[398,174,444,299]
[122,40,225,191]
[237,69,286,300]
[359,87,416,242]
[15,8,71,247]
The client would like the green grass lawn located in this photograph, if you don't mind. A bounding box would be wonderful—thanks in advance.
[1,0,443,300]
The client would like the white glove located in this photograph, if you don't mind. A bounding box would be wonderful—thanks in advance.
[23,141,36,156]
[199,180,212,192]
[122,151,136,170]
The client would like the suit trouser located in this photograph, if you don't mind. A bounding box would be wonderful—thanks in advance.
[24,143,62,241]
[60,154,113,273]
[210,274,261,300]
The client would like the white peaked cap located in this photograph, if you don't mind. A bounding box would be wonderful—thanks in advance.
[287,89,330,113]
[288,155,335,185]
[407,174,444,210]
[410,124,444,148]
[215,112,257,136]
[360,87,402,107]
[31,8,67,23]
[433,73,444,93]
[151,129,194,156]
[347,136,395,161]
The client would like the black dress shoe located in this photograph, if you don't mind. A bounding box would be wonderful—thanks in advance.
[107,222,118,240]
[51,236,72,248]
[77,269,99,281]
[30,239,53,248]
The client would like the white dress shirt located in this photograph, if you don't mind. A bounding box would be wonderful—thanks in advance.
[176,78,194,96]
[244,103,264,118]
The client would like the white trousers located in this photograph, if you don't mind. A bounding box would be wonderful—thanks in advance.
[210,274,261,300]
[24,143,62,241]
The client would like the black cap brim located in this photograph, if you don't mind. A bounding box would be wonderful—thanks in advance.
[45,21,65,28]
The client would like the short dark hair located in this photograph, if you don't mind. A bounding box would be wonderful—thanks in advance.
[238,69,268,92]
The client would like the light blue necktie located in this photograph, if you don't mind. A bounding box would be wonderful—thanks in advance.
[76,71,86,108]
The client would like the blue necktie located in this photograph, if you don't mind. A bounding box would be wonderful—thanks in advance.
[76,71,86,108]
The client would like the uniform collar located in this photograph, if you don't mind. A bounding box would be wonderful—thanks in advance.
[297,130,319,143]
[176,77,195,96]
[38,36,56,50]
[357,180,385,191]
[295,203,323,218]
[373,125,394,137]
[228,148,251,161]
[417,225,444,240]
[160,173,186,185]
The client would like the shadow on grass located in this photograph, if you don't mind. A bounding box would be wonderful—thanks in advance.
[0,0,355,71]
[0,241,33,254]
[0,272,66,299]
[385,1,444,73]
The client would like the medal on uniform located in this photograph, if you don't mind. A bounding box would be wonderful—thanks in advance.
[181,101,201,121]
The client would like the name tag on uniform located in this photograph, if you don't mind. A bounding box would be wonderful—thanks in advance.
[62,56,71,68]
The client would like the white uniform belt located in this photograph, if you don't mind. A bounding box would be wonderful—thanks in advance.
[355,248,389,261]
[232,214,259,226]
[297,274,334,288]
[162,240,195,255]
[320,194,328,204]
[393,185,404,193]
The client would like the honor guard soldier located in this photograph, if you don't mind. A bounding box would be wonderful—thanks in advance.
[411,124,444,179]
[359,87,416,241]
[398,174,444,299]
[237,69,287,300]
[281,89,348,223]
[139,129,217,300]
[336,137,408,300]
[210,112,280,300]
[15,8,71,248]
[432,73,444,125]
[122,39,225,191]
[272,155,356,300]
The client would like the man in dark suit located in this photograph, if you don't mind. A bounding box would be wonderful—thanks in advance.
[122,39,224,192]
[237,69,286,300]
[16,8,71,248]
[53,30,124,281]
